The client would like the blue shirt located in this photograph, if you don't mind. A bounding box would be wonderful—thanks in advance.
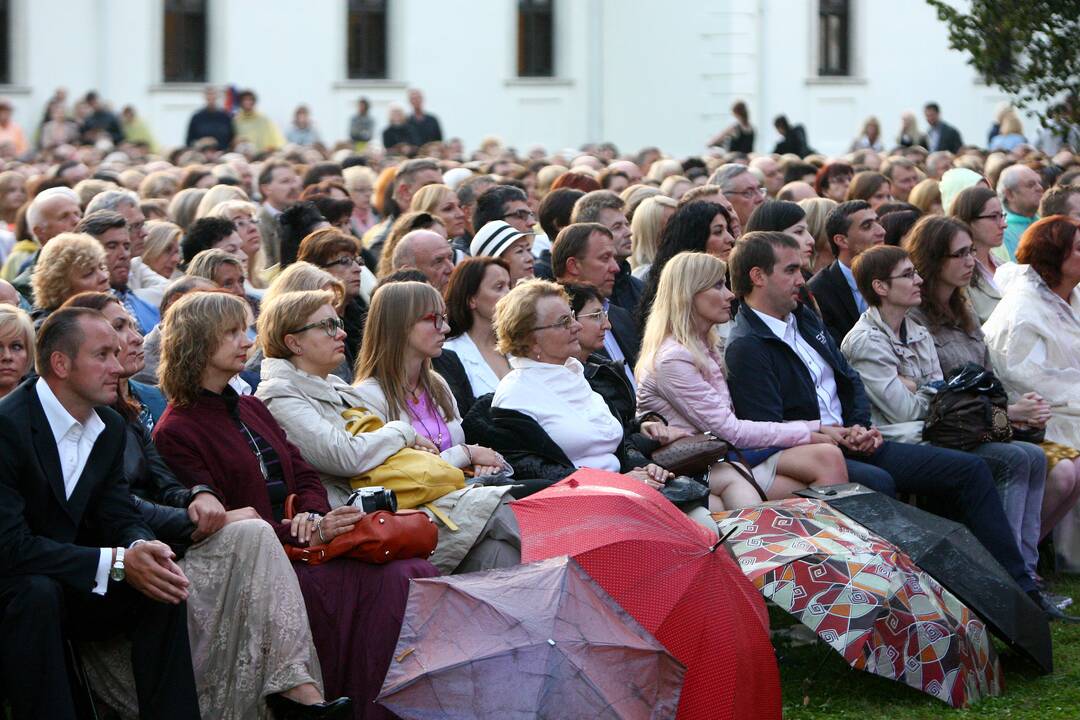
[113,287,161,335]
[1002,209,1036,262]
[837,260,868,314]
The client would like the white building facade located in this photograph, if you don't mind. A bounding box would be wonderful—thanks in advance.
[0,0,1037,158]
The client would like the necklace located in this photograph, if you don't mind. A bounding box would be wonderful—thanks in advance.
[406,388,445,449]
[238,420,270,481]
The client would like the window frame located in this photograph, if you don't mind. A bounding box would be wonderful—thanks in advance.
[162,0,208,84]
[817,0,851,78]
[517,0,555,78]
[346,0,389,81]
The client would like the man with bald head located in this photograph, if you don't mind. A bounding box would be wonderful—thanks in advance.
[0,279,21,309]
[750,156,784,197]
[607,160,642,186]
[391,230,455,291]
[777,181,818,203]
[998,164,1045,262]
[3,187,82,297]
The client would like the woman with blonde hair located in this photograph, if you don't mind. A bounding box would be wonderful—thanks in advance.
[908,178,943,215]
[194,183,249,220]
[850,116,884,152]
[658,175,692,202]
[629,195,677,280]
[646,158,683,184]
[153,290,435,718]
[797,197,838,273]
[30,232,109,314]
[138,220,184,281]
[168,187,209,231]
[636,252,847,510]
[0,303,34,398]
[409,183,466,243]
[138,170,179,201]
[208,198,268,293]
[256,287,519,574]
[342,165,378,237]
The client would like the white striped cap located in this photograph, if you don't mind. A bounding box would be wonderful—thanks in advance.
[469,220,533,258]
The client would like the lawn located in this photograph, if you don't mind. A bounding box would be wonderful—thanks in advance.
[776,575,1080,719]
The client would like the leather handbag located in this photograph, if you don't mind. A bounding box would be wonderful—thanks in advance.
[282,494,438,566]
[651,432,732,476]
[923,363,1012,450]
[342,407,466,511]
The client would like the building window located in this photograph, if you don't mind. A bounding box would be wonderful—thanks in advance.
[0,0,10,84]
[163,0,207,83]
[818,0,850,77]
[518,0,554,78]
[347,0,388,79]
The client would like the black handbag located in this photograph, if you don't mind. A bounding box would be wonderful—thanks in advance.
[923,363,1012,450]
[659,475,711,511]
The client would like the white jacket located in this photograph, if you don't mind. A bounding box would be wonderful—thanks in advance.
[983,264,1080,449]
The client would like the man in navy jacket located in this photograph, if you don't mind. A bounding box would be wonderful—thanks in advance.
[724,232,1044,603]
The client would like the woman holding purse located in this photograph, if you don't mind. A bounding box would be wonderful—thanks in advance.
[153,291,438,720]
[636,252,849,510]
[256,286,519,574]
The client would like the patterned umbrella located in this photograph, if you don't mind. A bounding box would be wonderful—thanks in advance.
[714,498,1002,708]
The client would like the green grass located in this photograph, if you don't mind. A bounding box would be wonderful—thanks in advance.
[776,575,1080,719]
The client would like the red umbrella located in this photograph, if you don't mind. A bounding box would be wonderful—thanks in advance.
[512,469,781,720]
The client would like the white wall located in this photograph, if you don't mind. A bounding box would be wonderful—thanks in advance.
[0,0,1044,159]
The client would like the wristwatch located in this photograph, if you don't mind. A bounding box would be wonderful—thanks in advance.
[110,546,126,582]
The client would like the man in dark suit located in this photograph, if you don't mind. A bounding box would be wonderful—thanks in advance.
[569,190,645,314]
[0,308,200,719]
[924,102,964,153]
[807,200,885,346]
[721,232,1066,616]
[552,222,640,386]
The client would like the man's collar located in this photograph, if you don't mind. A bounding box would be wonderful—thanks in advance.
[34,377,102,446]
[749,306,792,340]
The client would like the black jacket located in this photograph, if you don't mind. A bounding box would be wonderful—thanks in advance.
[724,303,871,428]
[432,348,475,418]
[610,261,644,316]
[929,121,963,153]
[382,123,418,150]
[607,302,641,374]
[583,352,635,427]
[774,125,812,157]
[807,260,861,348]
[0,379,153,592]
[462,393,647,496]
[186,107,235,148]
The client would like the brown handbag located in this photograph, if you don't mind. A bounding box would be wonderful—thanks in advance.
[282,495,438,566]
[651,432,731,476]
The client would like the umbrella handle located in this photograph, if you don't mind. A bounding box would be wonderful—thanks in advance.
[711,523,741,551]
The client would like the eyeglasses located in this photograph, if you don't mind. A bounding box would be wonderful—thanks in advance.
[577,309,608,323]
[503,209,536,222]
[945,246,974,259]
[975,212,1005,222]
[323,255,364,269]
[291,317,345,337]
[533,311,576,331]
[888,268,920,280]
[419,312,448,329]
[729,187,766,200]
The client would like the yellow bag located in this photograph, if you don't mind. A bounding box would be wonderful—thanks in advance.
[342,408,466,528]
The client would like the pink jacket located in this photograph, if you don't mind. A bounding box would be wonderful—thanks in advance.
[637,337,818,449]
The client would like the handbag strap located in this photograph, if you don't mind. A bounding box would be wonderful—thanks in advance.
[719,448,769,503]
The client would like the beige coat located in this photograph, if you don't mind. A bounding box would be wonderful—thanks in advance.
[841,307,942,444]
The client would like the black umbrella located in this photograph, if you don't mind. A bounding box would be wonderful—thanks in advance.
[796,483,1052,673]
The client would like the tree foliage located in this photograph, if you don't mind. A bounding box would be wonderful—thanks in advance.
[926,0,1080,129]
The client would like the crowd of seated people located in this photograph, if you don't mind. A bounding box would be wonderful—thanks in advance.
[1,102,1079,718]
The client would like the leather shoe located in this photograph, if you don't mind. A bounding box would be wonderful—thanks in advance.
[1029,590,1080,623]
[266,694,352,719]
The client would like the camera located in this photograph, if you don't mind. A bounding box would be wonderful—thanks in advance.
[346,486,398,513]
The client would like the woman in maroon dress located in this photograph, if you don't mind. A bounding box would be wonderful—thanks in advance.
[152,291,438,720]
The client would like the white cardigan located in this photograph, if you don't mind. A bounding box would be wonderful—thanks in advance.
[443,332,502,399]
[493,356,623,472]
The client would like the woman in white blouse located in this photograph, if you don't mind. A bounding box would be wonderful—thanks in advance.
[439,257,513,412]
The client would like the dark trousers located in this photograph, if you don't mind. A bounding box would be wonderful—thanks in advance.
[844,440,1033,592]
[0,574,200,720]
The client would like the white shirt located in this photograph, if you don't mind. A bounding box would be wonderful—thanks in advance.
[493,356,624,472]
[443,332,502,399]
[35,379,113,595]
[751,308,846,426]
